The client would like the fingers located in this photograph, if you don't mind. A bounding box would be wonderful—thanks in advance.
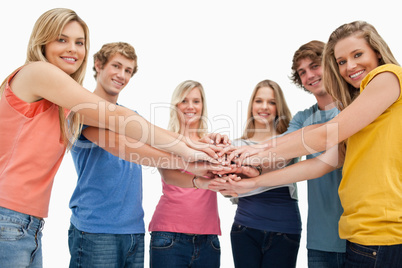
[211,164,238,175]
[240,165,260,177]
[201,133,231,146]
[198,135,213,144]
[241,154,263,166]
[193,152,220,164]
[217,145,237,158]
[217,134,231,145]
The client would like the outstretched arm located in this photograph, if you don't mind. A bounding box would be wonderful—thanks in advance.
[13,62,218,162]
[81,127,225,175]
[209,144,343,195]
[239,71,400,166]
[159,168,224,189]
[219,123,324,164]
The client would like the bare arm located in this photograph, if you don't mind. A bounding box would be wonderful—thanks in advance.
[209,144,343,195]
[220,123,324,164]
[11,62,217,162]
[242,71,400,166]
[82,127,224,175]
[158,168,217,189]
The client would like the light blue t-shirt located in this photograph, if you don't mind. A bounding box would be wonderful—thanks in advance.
[69,123,144,234]
[285,103,346,253]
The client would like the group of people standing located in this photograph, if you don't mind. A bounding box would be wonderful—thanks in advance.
[0,7,401,268]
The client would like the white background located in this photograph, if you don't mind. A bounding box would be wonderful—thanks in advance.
[1,1,401,267]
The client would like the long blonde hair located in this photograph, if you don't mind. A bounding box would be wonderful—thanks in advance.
[323,20,399,111]
[241,79,292,139]
[0,8,89,148]
[168,80,208,138]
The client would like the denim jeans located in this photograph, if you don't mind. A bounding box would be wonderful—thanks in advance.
[308,249,346,268]
[0,206,45,267]
[345,240,402,268]
[149,231,220,268]
[230,223,300,268]
[68,223,144,268]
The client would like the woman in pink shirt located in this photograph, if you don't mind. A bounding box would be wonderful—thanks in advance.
[149,80,221,268]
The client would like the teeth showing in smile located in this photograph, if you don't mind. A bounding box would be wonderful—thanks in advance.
[310,80,319,86]
[62,57,76,62]
[112,80,123,86]
[185,113,195,116]
[350,70,364,78]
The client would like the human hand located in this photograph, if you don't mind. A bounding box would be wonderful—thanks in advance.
[186,161,232,178]
[231,144,271,165]
[199,133,231,146]
[193,175,237,191]
[208,174,258,195]
[183,138,230,163]
[211,164,260,178]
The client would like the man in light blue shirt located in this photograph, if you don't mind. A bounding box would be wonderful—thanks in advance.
[285,40,346,268]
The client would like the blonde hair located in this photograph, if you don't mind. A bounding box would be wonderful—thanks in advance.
[323,20,399,111]
[168,80,208,138]
[241,79,292,139]
[1,8,89,148]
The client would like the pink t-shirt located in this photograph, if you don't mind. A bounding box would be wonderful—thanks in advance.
[149,178,221,235]
[0,68,65,218]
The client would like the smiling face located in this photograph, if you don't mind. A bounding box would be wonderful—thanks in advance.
[176,87,203,129]
[334,34,381,88]
[95,53,136,101]
[44,21,86,75]
[297,58,327,96]
[252,86,277,129]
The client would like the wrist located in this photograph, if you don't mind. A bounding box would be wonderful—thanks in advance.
[179,160,193,172]
[254,165,262,175]
[192,176,199,189]
[253,175,263,188]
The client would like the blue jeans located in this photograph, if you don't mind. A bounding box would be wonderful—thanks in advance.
[68,223,144,268]
[149,231,220,268]
[0,206,44,267]
[308,249,346,268]
[345,240,402,268]
[230,223,300,268]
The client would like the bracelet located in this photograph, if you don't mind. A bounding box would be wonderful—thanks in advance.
[255,165,262,175]
[192,176,199,189]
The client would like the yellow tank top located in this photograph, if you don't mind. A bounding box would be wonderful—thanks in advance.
[339,64,402,245]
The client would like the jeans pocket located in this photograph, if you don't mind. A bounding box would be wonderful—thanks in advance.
[151,233,174,249]
[210,236,221,251]
[0,216,26,241]
[231,223,247,234]
[347,242,378,260]
[283,233,301,245]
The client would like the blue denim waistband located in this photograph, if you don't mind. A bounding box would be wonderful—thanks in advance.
[151,231,217,242]
[0,206,44,232]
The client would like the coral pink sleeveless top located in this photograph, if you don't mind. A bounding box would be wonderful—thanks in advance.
[149,178,221,235]
[0,68,65,218]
